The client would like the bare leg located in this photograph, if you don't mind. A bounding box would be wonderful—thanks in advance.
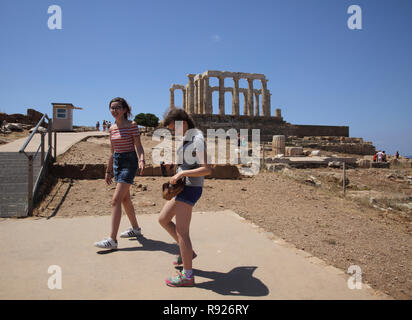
[159,199,196,261]
[110,182,131,241]
[174,200,194,271]
[122,189,139,229]
[158,198,178,242]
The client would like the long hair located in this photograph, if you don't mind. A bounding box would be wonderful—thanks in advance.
[109,97,131,120]
[163,108,196,129]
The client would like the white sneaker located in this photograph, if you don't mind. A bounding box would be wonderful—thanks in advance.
[94,237,118,249]
[120,227,142,238]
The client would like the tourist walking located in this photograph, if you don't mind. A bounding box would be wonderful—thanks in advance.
[94,97,145,250]
[96,121,100,131]
[158,108,212,287]
[102,120,107,132]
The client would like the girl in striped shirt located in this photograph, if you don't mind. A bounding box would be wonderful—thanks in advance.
[94,97,145,250]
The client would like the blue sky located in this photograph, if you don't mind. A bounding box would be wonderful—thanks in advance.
[0,0,411,155]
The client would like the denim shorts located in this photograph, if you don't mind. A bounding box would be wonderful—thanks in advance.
[175,186,203,207]
[113,151,138,185]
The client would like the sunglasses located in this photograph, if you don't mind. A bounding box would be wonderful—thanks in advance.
[110,106,124,111]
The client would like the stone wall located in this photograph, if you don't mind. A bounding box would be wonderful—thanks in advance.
[286,124,349,138]
[191,114,349,142]
[286,136,376,155]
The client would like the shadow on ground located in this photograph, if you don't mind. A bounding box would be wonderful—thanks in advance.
[97,236,269,297]
[190,266,269,297]
[96,235,179,255]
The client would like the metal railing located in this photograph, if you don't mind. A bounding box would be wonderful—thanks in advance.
[19,114,56,216]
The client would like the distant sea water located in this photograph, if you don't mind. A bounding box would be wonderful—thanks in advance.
[405,155,412,159]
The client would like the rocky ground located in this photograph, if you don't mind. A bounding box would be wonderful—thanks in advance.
[0,129,31,145]
[33,135,412,299]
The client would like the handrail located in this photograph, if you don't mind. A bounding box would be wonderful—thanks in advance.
[19,114,50,155]
[17,113,54,216]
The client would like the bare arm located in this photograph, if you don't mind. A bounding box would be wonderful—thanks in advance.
[105,130,114,184]
[133,124,145,175]
[134,134,145,162]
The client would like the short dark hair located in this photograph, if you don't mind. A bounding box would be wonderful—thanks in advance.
[163,108,196,129]
[109,97,131,120]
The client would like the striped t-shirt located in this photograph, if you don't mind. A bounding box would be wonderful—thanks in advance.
[109,123,140,153]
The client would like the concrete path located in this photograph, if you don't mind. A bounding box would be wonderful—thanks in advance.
[0,210,390,300]
[0,131,108,156]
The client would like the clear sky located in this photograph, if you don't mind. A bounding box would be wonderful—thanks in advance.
[1,0,411,156]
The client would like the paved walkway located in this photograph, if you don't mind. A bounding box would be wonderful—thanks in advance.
[0,210,390,300]
[0,131,108,155]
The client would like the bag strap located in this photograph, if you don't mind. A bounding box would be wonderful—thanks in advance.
[160,162,167,177]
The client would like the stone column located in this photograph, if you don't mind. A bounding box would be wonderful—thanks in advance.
[232,77,240,116]
[254,92,260,116]
[182,89,187,111]
[203,76,210,114]
[247,78,254,116]
[187,74,195,114]
[218,76,225,115]
[194,80,199,114]
[169,88,175,109]
[187,86,190,112]
[268,92,272,116]
[242,92,248,115]
[199,76,204,114]
[272,135,286,155]
[209,90,213,114]
[261,78,269,116]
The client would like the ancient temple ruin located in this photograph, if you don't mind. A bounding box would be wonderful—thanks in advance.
[170,70,282,118]
[168,70,378,155]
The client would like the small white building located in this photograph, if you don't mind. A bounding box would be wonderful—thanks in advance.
[52,103,83,131]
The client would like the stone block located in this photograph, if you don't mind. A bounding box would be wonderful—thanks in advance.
[311,150,323,156]
[272,135,285,155]
[285,147,303,156]
[371,162,390,169]
[265,163,291,172]
[328,161,342,168]
[357,159,371,168]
